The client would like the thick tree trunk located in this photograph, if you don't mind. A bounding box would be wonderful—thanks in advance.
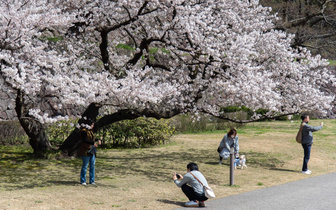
[15,90,52,156]
[59,103,100,157]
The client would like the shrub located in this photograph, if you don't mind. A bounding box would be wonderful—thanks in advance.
[46,117,174,148]
[0,121,28,145]
[46,119,78,146]
[96,118,175,148]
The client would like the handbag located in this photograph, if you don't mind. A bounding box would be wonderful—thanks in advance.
[296,122,305,143]
[190,172,216,198]
[203,185,216,198]
[88,145,97,155]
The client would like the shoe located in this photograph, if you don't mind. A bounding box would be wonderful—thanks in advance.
[199,201,205,207]
[218,161,222,165]
[302,170,311,174]
[90,182,96,185]
[185,200,199,207]
[307,170,312,173]
[81,183,87,186]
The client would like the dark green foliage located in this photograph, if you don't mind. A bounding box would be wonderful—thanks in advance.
[46,119,78,146]
[115,43,135,51]
[46,36,64,42]
[221,105,250,113]
[40,36,64,42]
[0,121,28,145]
[220,106,269,119]
[275,115,289,121]
[46,117,174,148]
[96,118,175,148]
[4,118,173,149]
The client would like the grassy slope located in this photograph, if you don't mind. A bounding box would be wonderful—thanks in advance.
[1,119,336,209]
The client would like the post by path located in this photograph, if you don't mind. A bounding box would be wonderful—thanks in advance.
[230,147,234,186]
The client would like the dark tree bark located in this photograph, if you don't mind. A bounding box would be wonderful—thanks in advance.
[59,103,100,157]
[99,30,110,71]
[15,90,53,156]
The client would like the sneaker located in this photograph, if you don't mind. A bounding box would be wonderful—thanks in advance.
[302,170,311,174]
[185,200,199,207]
[199,201,205,207]
[81,183,87,186]
[90,182,96,185]
[218,161,222,165]
[307,170,312,173]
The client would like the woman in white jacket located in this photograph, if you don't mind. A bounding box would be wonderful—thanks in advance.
[217,128,239,164]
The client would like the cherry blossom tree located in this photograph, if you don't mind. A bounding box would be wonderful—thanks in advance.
[0,0,78,154]
[1,0,334,156]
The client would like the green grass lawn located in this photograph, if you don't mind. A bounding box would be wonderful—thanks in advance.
[1,119,336,209]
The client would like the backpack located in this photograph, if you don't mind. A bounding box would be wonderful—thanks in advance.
[296,122,305,143]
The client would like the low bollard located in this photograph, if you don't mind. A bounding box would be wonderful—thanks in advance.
[230,147,234,186]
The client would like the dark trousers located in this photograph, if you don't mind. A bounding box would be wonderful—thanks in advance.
[181,184,208,202]
[302,143,312,171]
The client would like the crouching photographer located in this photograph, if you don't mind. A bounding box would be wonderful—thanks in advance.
[173,162,208,207]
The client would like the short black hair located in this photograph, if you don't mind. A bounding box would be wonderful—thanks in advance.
[187,162,199,171]
[301,113,309,121]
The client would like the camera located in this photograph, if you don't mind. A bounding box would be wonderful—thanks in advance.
[176,174,181,179]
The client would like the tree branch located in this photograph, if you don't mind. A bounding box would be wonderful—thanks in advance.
[205,110,300,124]
[94,108,182,130]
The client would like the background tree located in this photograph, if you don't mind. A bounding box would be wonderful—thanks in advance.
[259,0,336,59]
[1,0,334,156]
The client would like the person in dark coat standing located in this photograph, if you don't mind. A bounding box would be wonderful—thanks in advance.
[300,114,323,174]
[79,119,101,185]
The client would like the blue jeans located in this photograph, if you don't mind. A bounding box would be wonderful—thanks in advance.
[302,144,312,172]
[80,155,95,184]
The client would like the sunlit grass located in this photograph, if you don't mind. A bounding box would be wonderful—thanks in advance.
[1,119,336,209]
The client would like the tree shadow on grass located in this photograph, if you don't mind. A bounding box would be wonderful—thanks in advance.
[97,148,215,182]
[0,147,288,191]
[0,151,34,162]
[0,148,82,191]
[47,180,79,186]
[97,148,287,184]
[269,168,298,173]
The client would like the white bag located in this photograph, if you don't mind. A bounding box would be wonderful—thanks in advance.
[190,172,216,199]
[204,185,216,198]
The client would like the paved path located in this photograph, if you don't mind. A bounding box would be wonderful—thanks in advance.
[175,172,336,209]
